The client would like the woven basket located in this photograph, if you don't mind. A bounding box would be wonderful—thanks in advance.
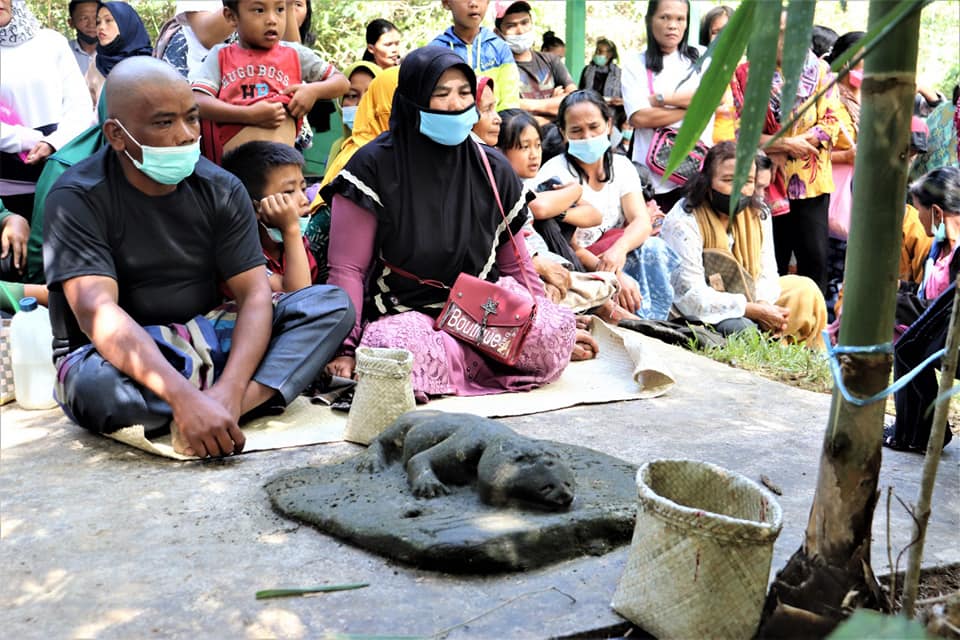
[0,318,13,405]
[611,459,783,639]
[344,347,415,445]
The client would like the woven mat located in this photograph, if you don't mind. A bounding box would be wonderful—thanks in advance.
[96,320,674,460]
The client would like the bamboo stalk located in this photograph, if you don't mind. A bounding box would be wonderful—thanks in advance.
[901,275,960,617]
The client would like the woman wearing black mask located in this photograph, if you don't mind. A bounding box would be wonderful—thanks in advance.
[660,142,827,346]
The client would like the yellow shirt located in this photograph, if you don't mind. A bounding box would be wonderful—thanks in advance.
[718,56,843,199]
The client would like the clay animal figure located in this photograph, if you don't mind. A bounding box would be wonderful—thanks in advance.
[358,411,576,509]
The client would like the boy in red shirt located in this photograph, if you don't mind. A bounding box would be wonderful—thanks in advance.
[190,0,348,153]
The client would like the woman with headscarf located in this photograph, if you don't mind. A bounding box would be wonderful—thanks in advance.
[470,76,502,146]
[301,65,399,283]
[0,0,92,218]
[84,1,152,106]
[324,61,380,174]
[321,46,576,401]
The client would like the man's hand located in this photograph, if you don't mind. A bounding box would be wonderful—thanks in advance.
[246,101,288,128]
[616,272,642,313]
[25,141,54,165]
[170,388,245,457]
[282,84,318,119]
[326,355,356,379]
[1,213,30,271]
[258,192,303,240]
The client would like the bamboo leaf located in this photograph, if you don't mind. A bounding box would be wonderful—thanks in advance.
[768,0,927,146]
[255,582,370,600]
[662,0,755,180]
[827,610,928,639]
[730,0,783,217]
[827,0,927,73]
[778,0,816,128]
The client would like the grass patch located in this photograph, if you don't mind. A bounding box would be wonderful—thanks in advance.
[695,329,960,433]
[695,328,832,394]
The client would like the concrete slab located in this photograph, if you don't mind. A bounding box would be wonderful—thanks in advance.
[2,337,957,639]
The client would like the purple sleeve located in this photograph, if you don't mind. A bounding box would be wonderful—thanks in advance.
[496,234,547,299]
[327,194,378,354]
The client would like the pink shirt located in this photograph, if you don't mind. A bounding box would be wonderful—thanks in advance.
[925,244,958,301]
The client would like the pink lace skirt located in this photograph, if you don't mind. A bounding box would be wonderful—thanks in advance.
[360,276,576,400]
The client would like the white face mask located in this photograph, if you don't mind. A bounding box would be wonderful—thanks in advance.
[503,31,535,55]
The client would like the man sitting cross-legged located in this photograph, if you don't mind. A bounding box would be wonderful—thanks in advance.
[43,57,354,458]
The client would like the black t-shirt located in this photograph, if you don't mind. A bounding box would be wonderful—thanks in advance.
[44,146,265,358]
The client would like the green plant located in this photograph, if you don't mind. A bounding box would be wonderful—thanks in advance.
[827,609,930,639]
[696,328,832,394]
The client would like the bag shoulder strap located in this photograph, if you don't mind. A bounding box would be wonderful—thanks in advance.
[385,143,538,300]
[473,140,537,298]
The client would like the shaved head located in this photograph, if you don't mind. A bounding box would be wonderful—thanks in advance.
[106,57,190,121]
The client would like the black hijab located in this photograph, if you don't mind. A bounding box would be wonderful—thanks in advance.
[322,46,530,318]
[94,2,152,78]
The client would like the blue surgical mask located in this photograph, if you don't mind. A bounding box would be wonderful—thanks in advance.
[341,105,358,130]
[935,221,947,243]
[113,119,200,185]
[620,128,634,142]
[418,105,479,146]
[262,216,310,243]
[593,54,608,66]
[567,135,610,164]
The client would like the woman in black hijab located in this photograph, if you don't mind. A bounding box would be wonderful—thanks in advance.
[322,46,576,401]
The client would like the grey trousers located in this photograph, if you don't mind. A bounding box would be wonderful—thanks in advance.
[55,285,354,436]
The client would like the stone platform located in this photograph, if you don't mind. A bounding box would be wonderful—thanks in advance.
[2,336,957,638]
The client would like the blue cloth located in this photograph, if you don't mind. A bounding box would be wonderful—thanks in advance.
[623,236,680,321]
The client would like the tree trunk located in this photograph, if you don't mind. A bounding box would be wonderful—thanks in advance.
[757,1,921,636]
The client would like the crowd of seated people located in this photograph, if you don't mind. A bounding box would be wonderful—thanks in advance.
[3,0,958,458]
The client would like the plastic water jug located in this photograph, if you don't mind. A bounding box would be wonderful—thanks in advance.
[10,297,57,409]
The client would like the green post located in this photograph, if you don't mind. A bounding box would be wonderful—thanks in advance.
[565,0,586,83]
[689,1,704,48]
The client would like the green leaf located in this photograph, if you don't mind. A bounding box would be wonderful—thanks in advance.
[827,609,930,639]
[770,0,927,146]
[255,582,370,600]
[828,0,928,74]
[730,0,783,217]
[778,1,817,128]
[662,0,756,180]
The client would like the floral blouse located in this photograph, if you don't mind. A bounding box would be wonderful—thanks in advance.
[717,52,842,200]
